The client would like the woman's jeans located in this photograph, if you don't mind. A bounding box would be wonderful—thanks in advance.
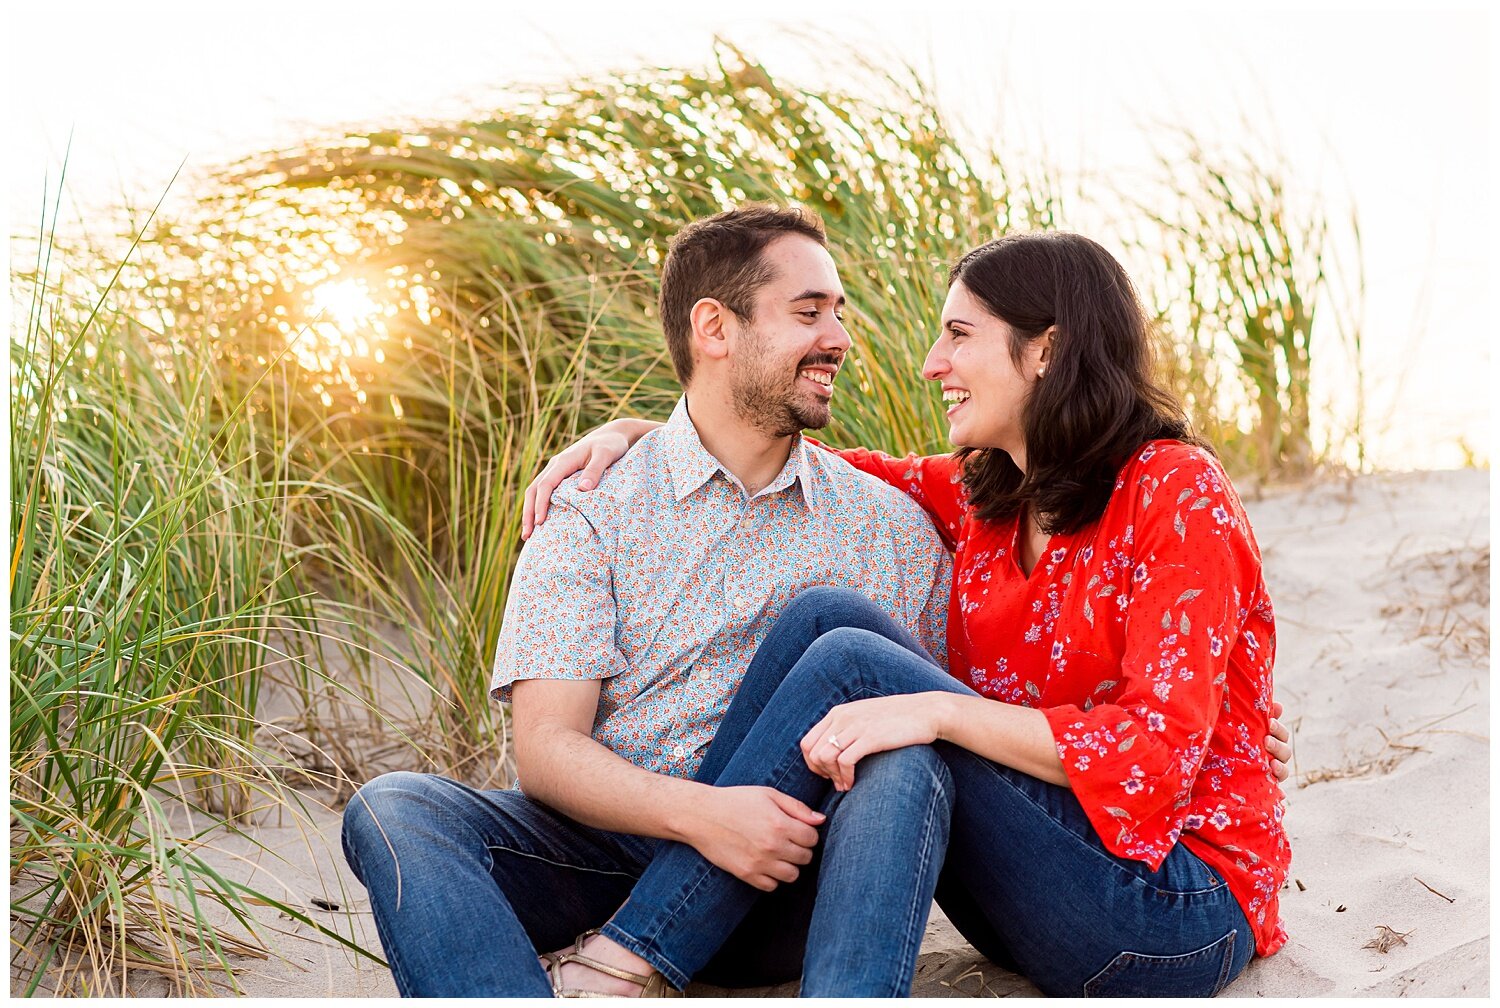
[341,591,955,996]
[610,586,1255,998]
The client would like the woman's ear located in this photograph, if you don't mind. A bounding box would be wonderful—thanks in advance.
[1035,325,1057,369]
[690,297,732,362]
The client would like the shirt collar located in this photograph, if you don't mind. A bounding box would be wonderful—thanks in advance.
[662,396,817,510]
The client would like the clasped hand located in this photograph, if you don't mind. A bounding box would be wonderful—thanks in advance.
[800,694,946,792]
[691,786,824,892]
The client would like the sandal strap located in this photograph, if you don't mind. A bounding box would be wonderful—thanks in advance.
[554,950,655,986]
[545,928,681,997]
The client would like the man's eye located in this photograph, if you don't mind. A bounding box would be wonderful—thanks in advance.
[800,310,820,319]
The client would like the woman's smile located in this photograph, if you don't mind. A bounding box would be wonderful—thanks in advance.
[942,387,971,419]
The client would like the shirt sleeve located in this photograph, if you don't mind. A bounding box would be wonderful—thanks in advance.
[490,501,626,704]
[1042,448,1261,868]
[900,529,952,666]
[811,441,968,550]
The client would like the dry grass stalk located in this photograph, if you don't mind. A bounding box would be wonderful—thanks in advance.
[1378,545,1490,664]
[1363,925,1412,953]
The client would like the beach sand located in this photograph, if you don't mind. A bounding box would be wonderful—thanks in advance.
[20,468,1490,997]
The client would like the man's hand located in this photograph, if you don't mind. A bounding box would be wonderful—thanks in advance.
[1267,700,1292,783]
[682,786,824,892]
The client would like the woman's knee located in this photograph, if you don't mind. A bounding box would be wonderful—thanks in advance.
[829,748,955,848]
[796,627,947,694]
[782,585,892,633]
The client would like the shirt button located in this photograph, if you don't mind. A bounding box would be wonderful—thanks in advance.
[739,516,754,530]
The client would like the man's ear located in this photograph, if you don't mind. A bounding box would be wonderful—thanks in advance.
[690,297,733,363]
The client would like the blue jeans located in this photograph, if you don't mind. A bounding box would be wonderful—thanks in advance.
[633,586,1254,998]
[341,622,954,995]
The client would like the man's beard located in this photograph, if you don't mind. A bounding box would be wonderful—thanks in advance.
[729,330,835,437]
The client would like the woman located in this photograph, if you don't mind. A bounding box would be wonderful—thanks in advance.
[527,232,1289,996]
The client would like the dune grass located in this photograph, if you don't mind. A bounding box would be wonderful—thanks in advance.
[1120,124,1353,479]
[8,186,399,993]
[10,41,1359,994]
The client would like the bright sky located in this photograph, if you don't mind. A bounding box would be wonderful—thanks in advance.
[6,0,1493,470]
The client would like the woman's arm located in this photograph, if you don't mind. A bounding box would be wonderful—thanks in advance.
[521,418,662,538]
[799,688,1287,793]
[1042,447,1268,864]
[799,691,1067,791]
[813,444,968,550]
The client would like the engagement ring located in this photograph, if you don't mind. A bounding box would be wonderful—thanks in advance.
[828,733,844,750]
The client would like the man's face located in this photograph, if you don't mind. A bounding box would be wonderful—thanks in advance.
[728,235,851,437]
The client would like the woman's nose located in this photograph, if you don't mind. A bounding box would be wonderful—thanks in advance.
[921,339,948,381]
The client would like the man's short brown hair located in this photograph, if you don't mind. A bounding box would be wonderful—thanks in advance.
[658,205,827,384]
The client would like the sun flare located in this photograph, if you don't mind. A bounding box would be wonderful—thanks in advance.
[309,278,381,328]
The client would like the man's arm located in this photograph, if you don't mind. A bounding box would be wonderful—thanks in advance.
[510,678,824,892]
[496,498,823,892]
[511,677,704,839]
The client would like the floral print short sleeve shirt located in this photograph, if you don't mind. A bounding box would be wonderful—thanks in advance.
[834,439,1289,957]
[491,397,951,780]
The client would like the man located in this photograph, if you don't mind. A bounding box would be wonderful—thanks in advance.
[341,205,956,996]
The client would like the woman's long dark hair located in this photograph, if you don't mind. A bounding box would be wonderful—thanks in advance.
[953,232,1206,534]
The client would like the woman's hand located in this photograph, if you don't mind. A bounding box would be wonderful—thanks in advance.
[520,419,659,539]
[1268,700,1292,783]
[800,693,950,791]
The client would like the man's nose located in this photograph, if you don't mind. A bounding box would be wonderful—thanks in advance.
[822,316,852,353]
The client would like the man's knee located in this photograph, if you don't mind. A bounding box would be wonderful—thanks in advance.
[858,746,953,801]
[827,747,954,849]
[342,771,442,867]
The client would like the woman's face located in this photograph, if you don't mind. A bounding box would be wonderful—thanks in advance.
[922,281,1048,457]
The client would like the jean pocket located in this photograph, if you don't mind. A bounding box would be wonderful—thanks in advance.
[1083,929,1237,997]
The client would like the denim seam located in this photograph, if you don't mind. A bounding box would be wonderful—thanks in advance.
[960,755,1227,898]
[367,897,414,993]
[600,920,693,992]
[1082,929,1235,996]
[1211,930,1237,995]
[486,843,641,880]
[891,765,948,996]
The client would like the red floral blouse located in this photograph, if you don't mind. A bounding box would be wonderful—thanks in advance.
[834,439,1289,956]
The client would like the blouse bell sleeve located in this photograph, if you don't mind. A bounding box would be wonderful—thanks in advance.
[1042,446,1264,868]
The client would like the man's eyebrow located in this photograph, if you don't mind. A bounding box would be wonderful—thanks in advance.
[789,289,847,306]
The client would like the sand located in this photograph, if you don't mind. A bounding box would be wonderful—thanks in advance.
[20,469,1490,997]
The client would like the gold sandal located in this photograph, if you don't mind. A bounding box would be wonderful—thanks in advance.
[542,929,683,998]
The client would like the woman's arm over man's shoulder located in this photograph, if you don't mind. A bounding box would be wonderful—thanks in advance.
[811,439,967,549]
